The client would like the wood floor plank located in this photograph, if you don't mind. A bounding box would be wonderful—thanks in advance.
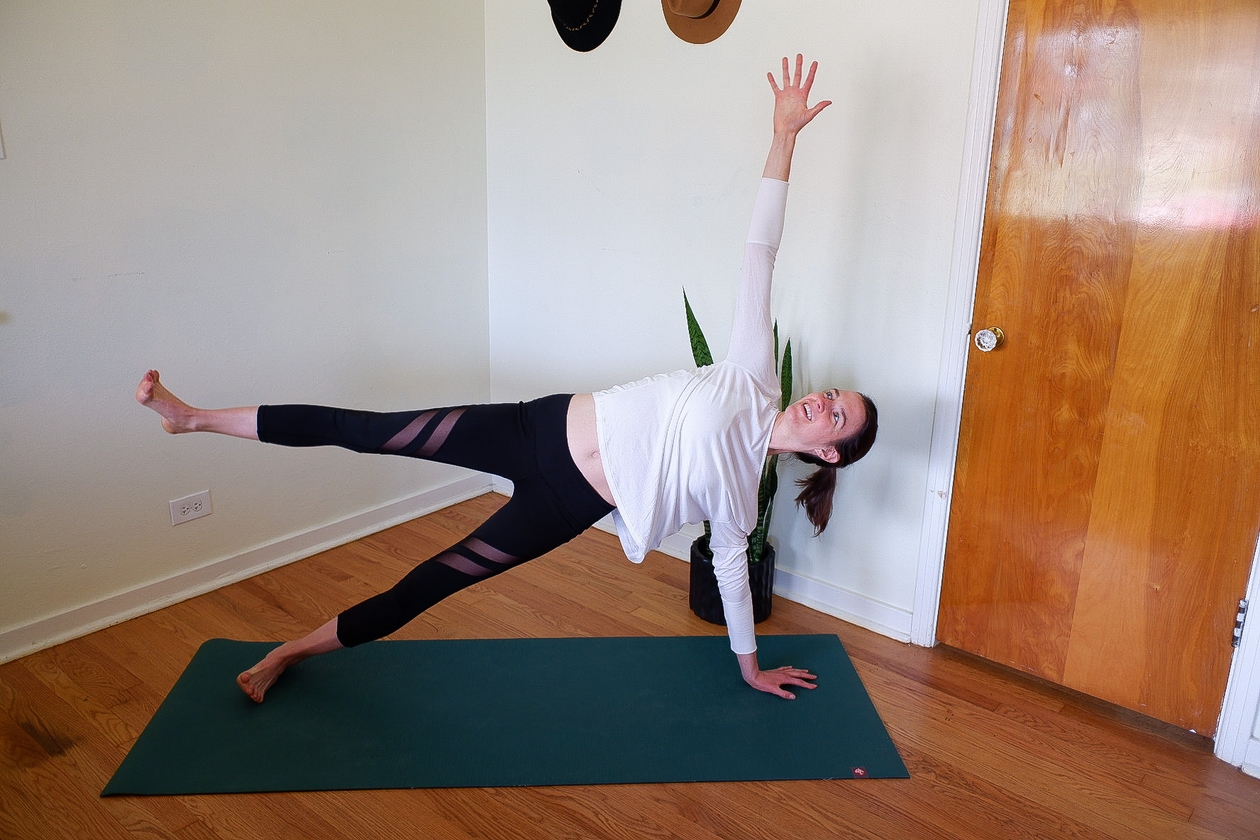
[866,657,1201,824]
[864,674,1220,839]
[888,745,1112,840]
[2,493,1258,840]
[172,791,358,840]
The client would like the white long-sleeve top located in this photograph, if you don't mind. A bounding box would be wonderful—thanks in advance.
[593,177,789,655]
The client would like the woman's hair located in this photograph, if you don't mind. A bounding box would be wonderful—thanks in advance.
[794,392,878,535]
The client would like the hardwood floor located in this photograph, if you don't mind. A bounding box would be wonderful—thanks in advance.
[3,493,1258,839]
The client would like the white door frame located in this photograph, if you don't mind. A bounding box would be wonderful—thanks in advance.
[909,0,1006,650]
[1216,540,1260,773]
[913,0,1260,768]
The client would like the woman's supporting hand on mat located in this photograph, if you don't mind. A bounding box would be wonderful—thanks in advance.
[738,652,817,699]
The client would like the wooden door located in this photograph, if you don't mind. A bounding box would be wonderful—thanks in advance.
[937,0,1260,734]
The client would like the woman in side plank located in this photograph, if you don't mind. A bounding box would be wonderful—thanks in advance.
[137,55,877,703]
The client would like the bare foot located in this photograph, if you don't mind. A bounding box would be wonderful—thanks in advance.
[237,656,288,703]
[135,370,197,434]
[235,621,342,702]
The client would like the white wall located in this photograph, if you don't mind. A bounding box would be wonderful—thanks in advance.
[485,1,980,636]
[1,0,984,656]
[0,1,491,657]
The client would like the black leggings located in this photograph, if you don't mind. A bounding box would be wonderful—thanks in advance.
[256,394,614,647]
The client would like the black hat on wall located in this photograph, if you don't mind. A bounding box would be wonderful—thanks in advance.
[549,0,622,52]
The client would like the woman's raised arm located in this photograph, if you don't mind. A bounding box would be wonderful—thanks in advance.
[762,54,832,182]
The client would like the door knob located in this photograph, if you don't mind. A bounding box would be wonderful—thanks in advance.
[974,326,1005,352]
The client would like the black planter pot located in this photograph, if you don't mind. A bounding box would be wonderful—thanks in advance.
[688,534,776,625]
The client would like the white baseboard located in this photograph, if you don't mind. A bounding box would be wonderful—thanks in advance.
[773,569,913,642]
[6,482,911,666]
[1244,739,1260,780]
[0,475,491,665]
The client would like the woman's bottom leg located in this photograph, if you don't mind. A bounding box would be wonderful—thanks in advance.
[236,395,614,700]
[236,617,342,703]
[335,469,607,646]
[236,511,554,703]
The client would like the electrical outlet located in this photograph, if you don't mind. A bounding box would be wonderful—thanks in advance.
[169,490,213,526]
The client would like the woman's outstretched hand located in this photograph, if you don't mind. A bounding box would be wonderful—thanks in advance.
[767,54,832,138]
[762,54,830,181]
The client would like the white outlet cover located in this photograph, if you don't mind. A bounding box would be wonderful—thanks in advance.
[169,490,213,526]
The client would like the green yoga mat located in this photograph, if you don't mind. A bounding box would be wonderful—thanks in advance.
[102,634,907,795]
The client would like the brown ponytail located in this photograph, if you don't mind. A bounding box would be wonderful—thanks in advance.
[794,393,878,535]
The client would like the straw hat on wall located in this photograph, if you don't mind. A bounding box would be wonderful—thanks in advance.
[661,0,742,44]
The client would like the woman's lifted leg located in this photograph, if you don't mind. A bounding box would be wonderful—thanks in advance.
[135,370,258,440]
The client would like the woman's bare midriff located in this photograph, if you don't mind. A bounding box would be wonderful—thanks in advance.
[566,393,615,507]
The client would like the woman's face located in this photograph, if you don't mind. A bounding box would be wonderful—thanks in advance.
[776,389,867,462]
